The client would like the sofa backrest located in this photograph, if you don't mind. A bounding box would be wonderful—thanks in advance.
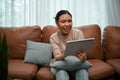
[42,24,103,60]
[0,25,41,59]
[78,24,103,59]
[103,26,120,59]
[41,25,58,43]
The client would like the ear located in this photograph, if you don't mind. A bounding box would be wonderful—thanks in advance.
[55,21,57,24]
[55,21,58,26]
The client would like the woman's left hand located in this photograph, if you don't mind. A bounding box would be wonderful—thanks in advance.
[74,48,87,61]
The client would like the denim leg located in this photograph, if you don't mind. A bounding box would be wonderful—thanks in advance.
[75,69,89,80]
[56,70,69,80]
[50,68,57,75]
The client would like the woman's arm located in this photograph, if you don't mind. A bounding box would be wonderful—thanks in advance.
[50,37,65,61]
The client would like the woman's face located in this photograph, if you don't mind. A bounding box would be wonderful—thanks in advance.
[56,14,72,36]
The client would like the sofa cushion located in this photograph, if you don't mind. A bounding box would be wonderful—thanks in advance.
[78,24,103,59]
[42,25,58,43]
[0,25,41,59]
[36,67,54,80]
[24,40,52,66]
[106,59,120,75]
[88,59,114,80]
[8,59,38,79]
[103,26,120,59]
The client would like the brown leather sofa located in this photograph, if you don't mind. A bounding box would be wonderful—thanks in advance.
[0,24,119,80]
[103,26,120,80]
[0,26,42,80]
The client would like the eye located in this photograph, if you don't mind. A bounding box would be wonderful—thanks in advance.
[61,20,66,23]
[68,19,72,23]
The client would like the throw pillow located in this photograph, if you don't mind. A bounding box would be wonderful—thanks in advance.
[24,40,52,66]
[51,56,92,71]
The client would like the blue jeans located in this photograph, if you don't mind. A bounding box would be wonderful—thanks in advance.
[56,69,88,80]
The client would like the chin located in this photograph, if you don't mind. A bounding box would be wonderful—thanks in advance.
[62,30,71,35]
[63,32,69,36]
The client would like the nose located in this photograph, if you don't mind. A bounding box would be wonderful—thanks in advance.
[65,22,69,26]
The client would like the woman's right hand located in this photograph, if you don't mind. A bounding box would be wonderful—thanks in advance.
[55,53,65,61]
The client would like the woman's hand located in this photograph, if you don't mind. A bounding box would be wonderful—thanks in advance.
[74,48,87,61]
[55,53,65,61]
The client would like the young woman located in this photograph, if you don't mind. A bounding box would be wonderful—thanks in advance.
[50,10,90,80]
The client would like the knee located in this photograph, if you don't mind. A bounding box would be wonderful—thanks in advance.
[56,70,69,80]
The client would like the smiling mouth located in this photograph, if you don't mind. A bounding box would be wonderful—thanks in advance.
[63,28,69,32]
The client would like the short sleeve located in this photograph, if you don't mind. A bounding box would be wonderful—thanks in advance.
[50,33,61,57]
[78,29,84,39]
[72,29,84,40]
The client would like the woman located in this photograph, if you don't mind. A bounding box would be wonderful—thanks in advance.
[50,10,90,80]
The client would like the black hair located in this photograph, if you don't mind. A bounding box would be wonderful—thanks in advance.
[55,10,72,23]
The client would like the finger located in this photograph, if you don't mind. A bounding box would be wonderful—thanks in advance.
[78,55,83,60]
[76,54,82,58]
[81,53,86,58]
[83,53,86,56]
[81,47,86,53]
[80,53,84,57]
[83,56,87,61]
[78,48,85,54]
[75,53,79,56]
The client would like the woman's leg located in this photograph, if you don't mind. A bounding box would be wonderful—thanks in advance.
[56,70,69,80]
[75,69,89,80]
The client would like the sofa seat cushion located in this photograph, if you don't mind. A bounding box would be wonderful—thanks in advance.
[106,59,120,75]
[8,59,38,80]
[88,59,114,80]
[37,67,54,80]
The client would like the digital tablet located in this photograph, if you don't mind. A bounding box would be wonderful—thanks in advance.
[64,38,95,57]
